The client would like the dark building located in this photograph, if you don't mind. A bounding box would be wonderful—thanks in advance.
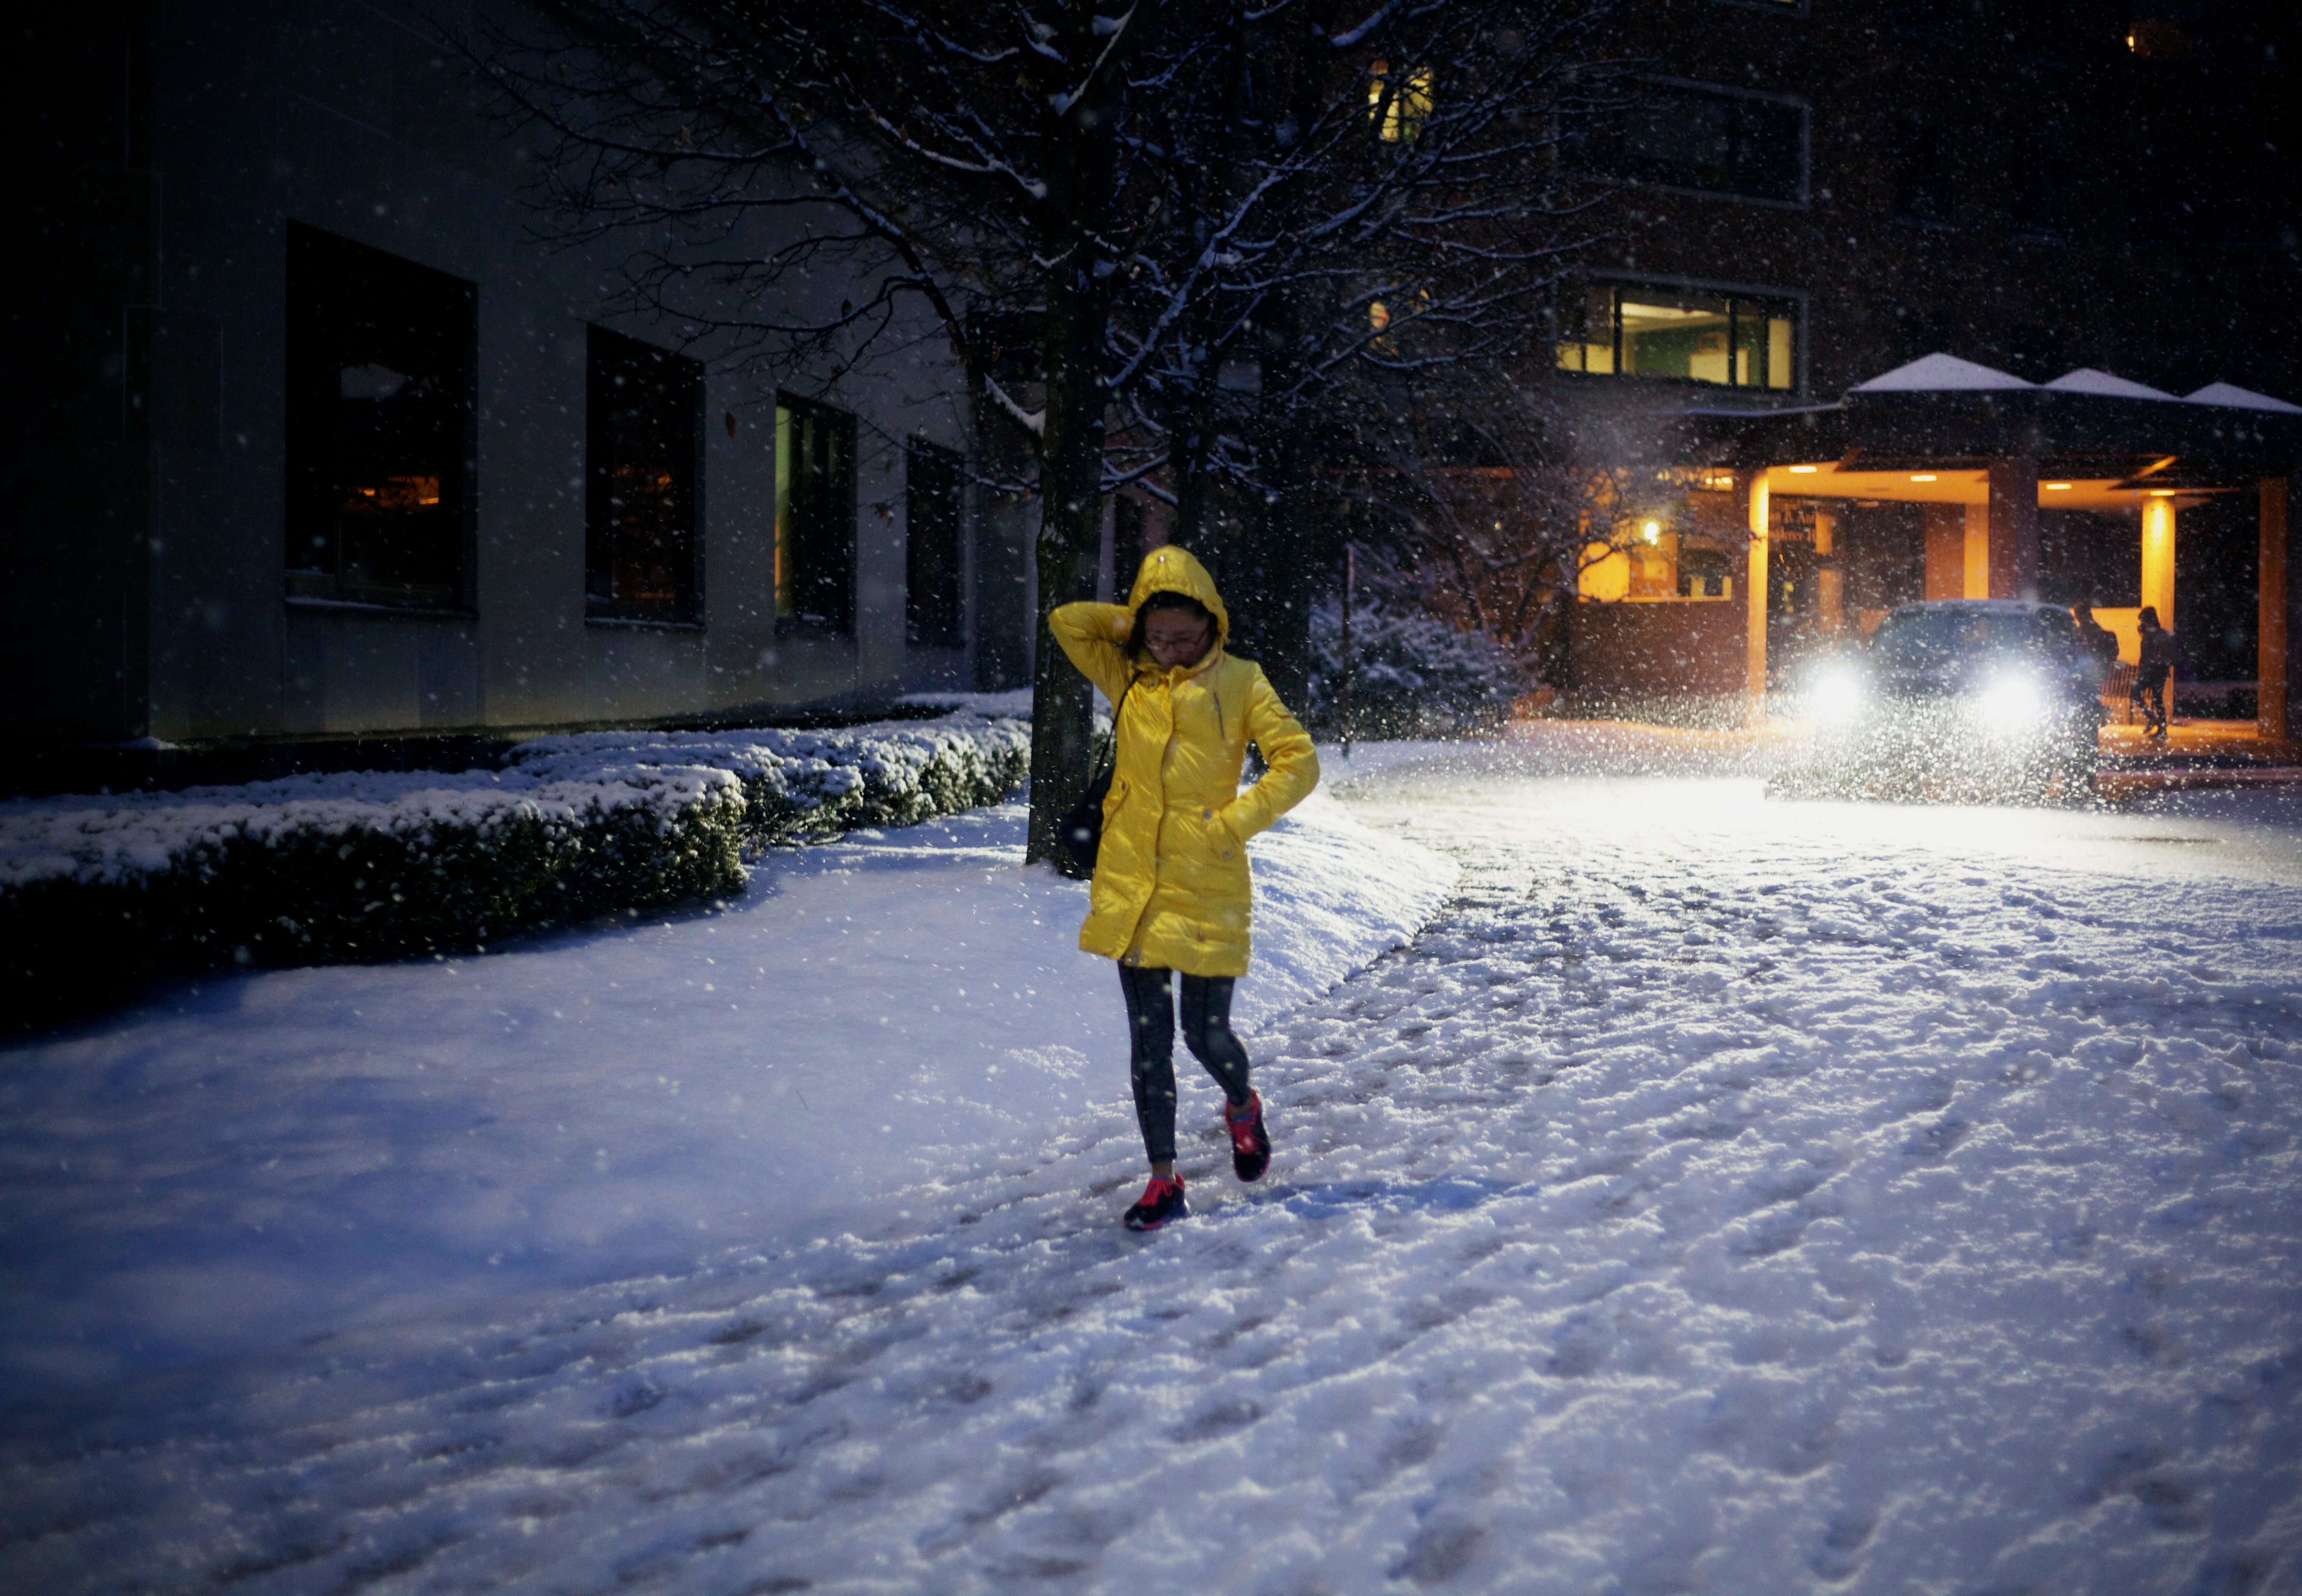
[1546,0,2301,732]
[11,5,1032,786]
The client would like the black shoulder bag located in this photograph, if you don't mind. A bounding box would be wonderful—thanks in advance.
[1058,681,1133,875]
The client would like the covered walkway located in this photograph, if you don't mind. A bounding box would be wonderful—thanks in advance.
[1669,354,2302,743]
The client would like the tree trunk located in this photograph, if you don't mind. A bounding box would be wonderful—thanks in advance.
[1024,3,1125,873]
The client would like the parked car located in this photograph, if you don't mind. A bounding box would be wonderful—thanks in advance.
[1777,600,2105,803]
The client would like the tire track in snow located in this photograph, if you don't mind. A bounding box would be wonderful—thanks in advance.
[6,775,2302,1596]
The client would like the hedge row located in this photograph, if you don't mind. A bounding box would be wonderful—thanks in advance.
[1,714,1029,1026]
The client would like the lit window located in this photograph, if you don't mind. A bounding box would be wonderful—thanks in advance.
[775,396,857,633]
[587,328,702,625]
[2126,19,2191,55]
[1557,283,1797,391]
[1369,301,1391,332]
[1368,61,1432,144]
[285,225,474,610]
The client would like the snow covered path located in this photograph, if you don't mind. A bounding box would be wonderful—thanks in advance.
[7,743,2302,1594]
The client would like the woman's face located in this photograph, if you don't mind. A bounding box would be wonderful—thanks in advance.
[1144,609,1213,667]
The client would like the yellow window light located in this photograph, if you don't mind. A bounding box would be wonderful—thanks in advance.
[2045,482,2072,490]
[1909,473,1937,482]
[1369,302,1391,332]
[1368,61,1433,143]
[1788,464,1819,474]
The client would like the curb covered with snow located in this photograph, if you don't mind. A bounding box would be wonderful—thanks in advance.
[0,714,1029,1021]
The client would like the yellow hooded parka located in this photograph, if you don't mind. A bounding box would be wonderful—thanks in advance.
[1050,546,1319,977]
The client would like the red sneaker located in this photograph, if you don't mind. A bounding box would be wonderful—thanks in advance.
[1226,1093,1270,1183]
[1123,1174,1190,1231]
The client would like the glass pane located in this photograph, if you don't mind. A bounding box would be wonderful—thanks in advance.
[1619,292,1731,383]
[1586,284,1617,373]
[775,399,856,632]
[285,225,471,610]
[1732,98,1805,204]
[1371,66,1432,143]
[1556,285,1614,373]
[1767,316,1795,390]
[587,330,698,623]
[774,407,794,620]
[1625,90,1733,192]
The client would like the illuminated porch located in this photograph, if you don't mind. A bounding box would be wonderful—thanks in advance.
[1641,354,2302,740]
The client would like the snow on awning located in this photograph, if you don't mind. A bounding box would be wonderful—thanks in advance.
[2184,382,2302,414]
[1848,353,2034,393]
[2044,368,2180,400]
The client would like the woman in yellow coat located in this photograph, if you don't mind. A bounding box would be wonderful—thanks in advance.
[1050,545,1320,1229]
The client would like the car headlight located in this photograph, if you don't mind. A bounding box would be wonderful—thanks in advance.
[1973,674,2048,734]
[1807,665,1865,725]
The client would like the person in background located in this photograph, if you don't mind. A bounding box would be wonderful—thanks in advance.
[1049,545,1320,1232]
[2133,606,2176,737]
[2074,603,2119,680]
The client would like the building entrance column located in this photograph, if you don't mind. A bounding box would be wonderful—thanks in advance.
[1987,457,2039,600]
[1964,504,1990,597]
[1813,509,1842,636]
[1741,472,1769,725]
[2141,497,2177,630]
[2264,477,2291,741]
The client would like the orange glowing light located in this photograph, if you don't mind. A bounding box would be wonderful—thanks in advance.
[1788,465,1819,474]
[2045,482,2072,490]
[1909,474,1937,483]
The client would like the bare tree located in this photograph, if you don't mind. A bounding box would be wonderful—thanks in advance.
[1105,0,1632,706]
[460,0,1628,865]
[467,0,1190,867]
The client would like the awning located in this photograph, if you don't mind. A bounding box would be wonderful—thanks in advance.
[1659,354,2302,503]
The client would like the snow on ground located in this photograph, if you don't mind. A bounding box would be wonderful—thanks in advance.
[5,726,2302,1596]
[0,788,1448,1403]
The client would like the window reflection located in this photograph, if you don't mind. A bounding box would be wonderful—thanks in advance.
[586,327,702,625]
[285,225,473,610]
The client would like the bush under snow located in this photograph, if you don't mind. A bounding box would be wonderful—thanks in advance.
[0,713,1029,1021]
[1301,599,1525,739]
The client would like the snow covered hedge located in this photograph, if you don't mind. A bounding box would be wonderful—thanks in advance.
[1301,599,1526,738]
[0,713,1029,1020]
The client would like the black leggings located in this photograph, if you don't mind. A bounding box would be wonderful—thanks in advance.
[1117,964,1252,1165]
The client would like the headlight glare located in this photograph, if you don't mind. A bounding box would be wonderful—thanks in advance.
[1974,674,2048,734]
[1808,666,1864,725]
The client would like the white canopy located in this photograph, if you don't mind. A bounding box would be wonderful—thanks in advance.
[2045,368,2180,400]
[1848,353,2033,393]
[2184,382,2302,414]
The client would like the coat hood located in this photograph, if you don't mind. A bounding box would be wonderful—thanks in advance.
[1125,545,1230,649]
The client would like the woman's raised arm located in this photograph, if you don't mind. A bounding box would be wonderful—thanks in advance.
[1048,601,1137,705]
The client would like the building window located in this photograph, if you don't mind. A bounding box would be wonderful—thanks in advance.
[586,328,702,625]
[1588,81,1807,205]
[1368,61,1432,144]
[1557,283,1798,391]
[285,224,474,610]
[905,440,963,648]
[775,396,856,633]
